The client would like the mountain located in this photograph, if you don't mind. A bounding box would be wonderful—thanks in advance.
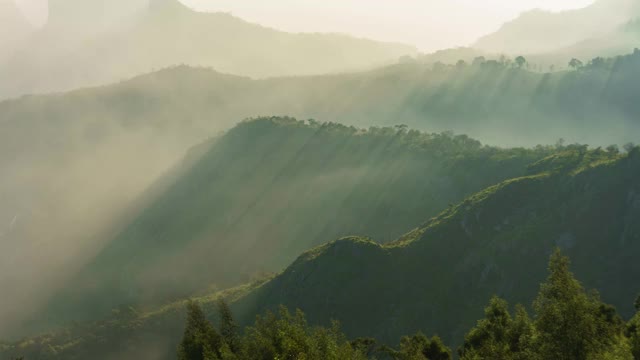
[0,0,416,99]
[473,0,640,55]
[0,0,33,62]
[35,117,557,333]
[4,146,639,360]
[3,51,640,339]
[236,146,640,344]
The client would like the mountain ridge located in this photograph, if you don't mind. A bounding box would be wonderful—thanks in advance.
[0,1,416,99]
[473,0,640,55]
[3,146,639,360]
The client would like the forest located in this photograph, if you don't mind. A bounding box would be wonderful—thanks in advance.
[2,1,640,359]
[4,252,640,359]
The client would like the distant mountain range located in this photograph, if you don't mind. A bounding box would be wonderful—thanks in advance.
[0,0,415,99]
[473,0,640,66]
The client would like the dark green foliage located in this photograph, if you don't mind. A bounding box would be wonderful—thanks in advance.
[236,149,640,348]
[216,300,240,355]
[3,140,640,360]
[459,251,634,360]
[459,299,536,360]
[630,323,640,359]
[629,301,640,360]
[239,306,366,360]
[48,117,558,327]
[350,338,379,357]
[389,333,451,360]
[459,297,517,359]
[533,250,627,360]
[178,301,222,360]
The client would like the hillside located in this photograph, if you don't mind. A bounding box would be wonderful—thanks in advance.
[473,0,640,55]
[4,146,639,360]
[3,51,640,338]
[0,0,415,99]
[34,118,558,333]
[236,147,640,346]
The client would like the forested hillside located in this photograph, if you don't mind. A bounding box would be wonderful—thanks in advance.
[36,117,558,333]
[4,146,639,360]
[3,51,640,337]
[236,146,640,345]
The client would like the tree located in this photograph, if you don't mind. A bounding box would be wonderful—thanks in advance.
[217,299,241,355]
[456,60,468,69]
[624,142,636,153]
[178,301,222,360]
[590,57,606,68]
[533,250,626,360]
[350,338,379,357]
[569,58,584,70]
[472,56,486,66]
[243,306,365,360]
[628,303,640,360]
[635,295,640,312]
[515,56,527,68]
[433,61,447,72]
[391,332,451,360]
[606,145,620,155]
[459,297,517,360]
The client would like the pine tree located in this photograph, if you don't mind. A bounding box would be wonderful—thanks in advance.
[459,297,514,360]
[216,299,241,354]
[392,332,451,360]
[629,297,640,360]
[533,249,625,360]
[178,301,222,360]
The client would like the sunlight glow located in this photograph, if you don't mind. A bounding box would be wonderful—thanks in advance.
[14,0,595,51]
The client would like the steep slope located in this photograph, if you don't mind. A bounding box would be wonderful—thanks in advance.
[236,147,640,345]
[37,117,556,332]
[0,0,415,99]
[4,147,638,360]
[0,0,33,62]
[474,0,640,55]
[3,52,640,338]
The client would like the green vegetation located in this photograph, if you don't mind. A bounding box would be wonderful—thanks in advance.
[4,51,640,337]
[41,117,559,329]
[7,251,639,360]
[234,148,640,346]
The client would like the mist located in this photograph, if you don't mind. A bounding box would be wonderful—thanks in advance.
[1,0,640,358]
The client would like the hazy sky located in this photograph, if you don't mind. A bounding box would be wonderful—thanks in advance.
[15,0,596,51]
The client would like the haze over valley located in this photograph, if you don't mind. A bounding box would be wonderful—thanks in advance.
[1,1,640,359]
